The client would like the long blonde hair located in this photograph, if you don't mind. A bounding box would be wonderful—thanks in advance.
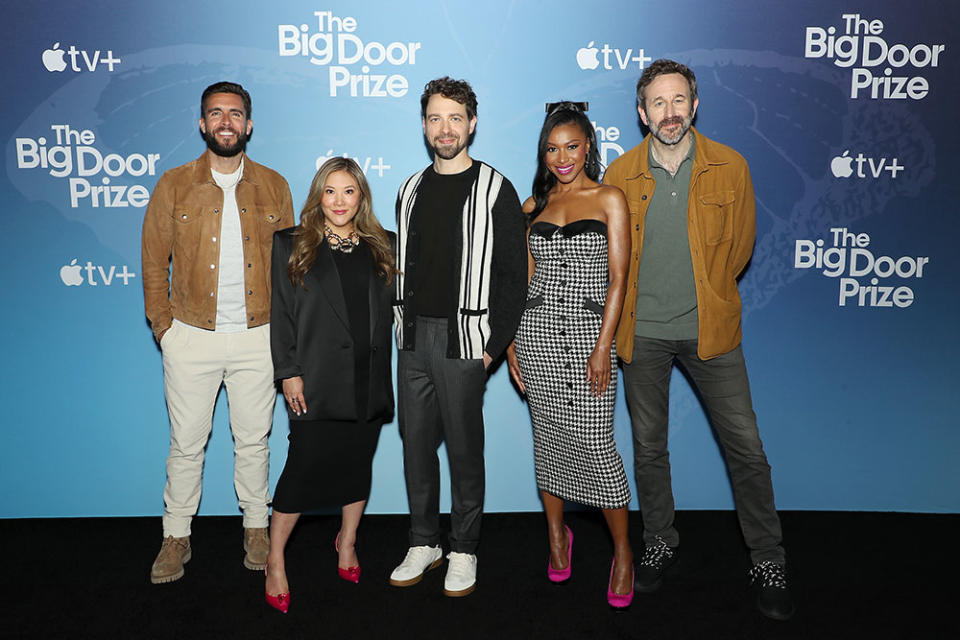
[288,157,396,286]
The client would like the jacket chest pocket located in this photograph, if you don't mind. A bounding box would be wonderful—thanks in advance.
[172,209,206,258]
[697,190,735,245]
[174,209,200,225]
[255,209,283,243]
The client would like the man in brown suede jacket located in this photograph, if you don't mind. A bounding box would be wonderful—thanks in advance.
[142,81,293,584]
[603,59,794,621]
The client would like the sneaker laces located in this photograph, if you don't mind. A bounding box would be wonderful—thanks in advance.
[638,537,674,568]
[446,552,474,577]
[749,561,787,589]
[403,546,435,565]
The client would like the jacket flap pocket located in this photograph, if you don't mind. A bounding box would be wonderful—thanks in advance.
[699,190,735,207]
[174,209,198,223]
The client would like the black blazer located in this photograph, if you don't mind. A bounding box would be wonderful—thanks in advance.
[270,228,395,423]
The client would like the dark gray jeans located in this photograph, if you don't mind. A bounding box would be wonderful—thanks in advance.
[621,338,785,564]
[397,316,487,554]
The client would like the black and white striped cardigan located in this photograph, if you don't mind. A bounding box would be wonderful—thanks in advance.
[393,162,525,360]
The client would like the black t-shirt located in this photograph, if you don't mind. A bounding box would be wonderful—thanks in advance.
[409,163,479,317]
[331,241,372,415]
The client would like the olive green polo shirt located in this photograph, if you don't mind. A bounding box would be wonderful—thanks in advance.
[634,136,699,340]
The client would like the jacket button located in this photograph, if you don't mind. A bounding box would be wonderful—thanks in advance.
[212,236,217,242]
[635,224,640,230]
[247,290,253,295]
[207,319,213,324]
[181,214,188,220]
[241,208,246,213]
[641,195,647,200]
[247,263,252,268]
[209,264,215,269]
[250,316,255,321]
[214,208,220,213]
[245,236,250,241]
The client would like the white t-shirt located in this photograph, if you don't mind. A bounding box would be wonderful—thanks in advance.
[211,159,248,333]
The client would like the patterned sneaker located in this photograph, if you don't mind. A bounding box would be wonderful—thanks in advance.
[243,527,270,570]
[150,535,191,584]
[389,545,443,587]
[443,552,477,597]
[634,536,677,593]
[749,561,795,621]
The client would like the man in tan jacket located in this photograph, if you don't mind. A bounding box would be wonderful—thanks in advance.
[603,60,793,621]
[142,81,294,584]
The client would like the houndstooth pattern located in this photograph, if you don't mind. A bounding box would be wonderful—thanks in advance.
[514,219,631,509]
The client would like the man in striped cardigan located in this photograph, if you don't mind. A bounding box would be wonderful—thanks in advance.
[389,77,527,597]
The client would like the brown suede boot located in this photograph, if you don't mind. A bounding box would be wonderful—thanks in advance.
[150,535,191,584]
[243,527,270,570]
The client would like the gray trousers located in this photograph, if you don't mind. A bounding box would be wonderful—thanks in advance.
[621,338,785,564]
[397,317,487,554]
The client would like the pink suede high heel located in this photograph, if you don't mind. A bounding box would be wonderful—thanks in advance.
[335,531,361,584]
[547,525,573,583]
[606,557,634,610]
[264,565,290,614]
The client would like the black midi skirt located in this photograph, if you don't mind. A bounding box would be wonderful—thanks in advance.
[271,418,383,512]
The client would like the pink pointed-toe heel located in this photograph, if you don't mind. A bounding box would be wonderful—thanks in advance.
[335,531,361,584]
[264,565,290,613]
[547,525,573,583]
[606,557,634,610]
[265,590,290,613]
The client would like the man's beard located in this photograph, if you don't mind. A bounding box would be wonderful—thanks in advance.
[430,135,466,160]
[650,114,692,146]
[202,127,249,158]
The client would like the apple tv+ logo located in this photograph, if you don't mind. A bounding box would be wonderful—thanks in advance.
[42,42,121,73]
[576,41,651,71]
[830,150,904,179]
[60,259,136,287]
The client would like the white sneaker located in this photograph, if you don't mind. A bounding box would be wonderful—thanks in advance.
[389,545,443,586]
[443,552,477,597]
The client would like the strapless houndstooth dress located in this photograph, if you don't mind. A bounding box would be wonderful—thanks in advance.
[514,219,631,509]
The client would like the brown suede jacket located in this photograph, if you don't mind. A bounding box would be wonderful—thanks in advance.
[603,128,756,362]
[141,152,294,341]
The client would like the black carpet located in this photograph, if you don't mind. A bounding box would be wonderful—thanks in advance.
[2,511,955,639]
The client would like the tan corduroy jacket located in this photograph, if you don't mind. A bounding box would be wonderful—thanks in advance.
[603,128,756,362]
[141,152,294,341]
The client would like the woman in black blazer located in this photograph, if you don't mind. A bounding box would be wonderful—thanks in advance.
[264,157,396,613]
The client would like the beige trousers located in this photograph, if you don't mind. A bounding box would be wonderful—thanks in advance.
[160,320,275,537]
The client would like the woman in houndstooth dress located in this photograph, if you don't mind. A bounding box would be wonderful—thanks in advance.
[506,102,634,606]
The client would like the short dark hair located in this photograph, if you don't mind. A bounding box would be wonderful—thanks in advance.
[636,59,698,109]
[201,81,252,118]
[420,76,478,120]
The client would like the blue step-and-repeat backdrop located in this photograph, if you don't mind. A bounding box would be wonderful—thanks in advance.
[2,0,957,518]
